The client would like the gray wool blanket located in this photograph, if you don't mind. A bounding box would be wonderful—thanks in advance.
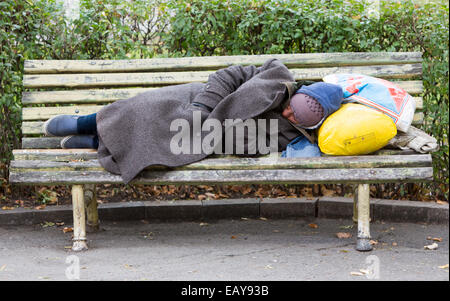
[96,58,301,184]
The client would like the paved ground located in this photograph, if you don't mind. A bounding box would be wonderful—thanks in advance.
[0,218,448,281]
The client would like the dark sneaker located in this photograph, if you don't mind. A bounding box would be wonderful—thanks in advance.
[60,135,98,149]
[43,115,79,137]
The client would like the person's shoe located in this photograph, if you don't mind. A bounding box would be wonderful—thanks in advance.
[43,115,79,137]
[60,135,97,149]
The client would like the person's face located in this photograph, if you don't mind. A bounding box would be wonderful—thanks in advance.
[282,103,299,124]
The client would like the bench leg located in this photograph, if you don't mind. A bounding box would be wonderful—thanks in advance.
[84,184,99,232]
[72,185,88,251]
[356,184,373,252]
[352,185,358,223]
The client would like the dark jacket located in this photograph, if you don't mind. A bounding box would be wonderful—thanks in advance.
[96,58,302,184]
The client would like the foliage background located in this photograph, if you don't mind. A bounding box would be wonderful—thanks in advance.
[1,0,448,203]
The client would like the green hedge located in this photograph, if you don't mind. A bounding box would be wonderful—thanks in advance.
[0,0,448,201]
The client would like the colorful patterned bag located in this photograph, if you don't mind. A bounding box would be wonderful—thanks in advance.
[323,73,416,132]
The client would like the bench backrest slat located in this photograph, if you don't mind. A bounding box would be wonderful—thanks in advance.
[24,52,422,74]
[22,81,423,105]
[21,52,424,149]
[23,64,422,89]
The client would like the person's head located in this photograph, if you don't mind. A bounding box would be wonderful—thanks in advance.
[282,82,343,129]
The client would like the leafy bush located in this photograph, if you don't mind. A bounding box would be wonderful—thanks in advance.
[0,0,38,187]
[0,0,448,201]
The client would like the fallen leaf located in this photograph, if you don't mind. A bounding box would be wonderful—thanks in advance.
[34,205,46,210]
[392,242,398,246]
[350,271,364,276]
[259,217,268,221]
[432,237,443,242]
[336,232,352,239]
[143,232,154,239]
[55,222,65,226]
[197,194,206,200]
[359,269,369,275]
[321,185,336,197]
[241,186,252,195]
[438,264,449,269]
[339,225,353,229]
[199,222,209,227]
[1,206,15,210]
[63,227,73,233]
[204,192,216,199]
[308,223,318,229]
[41,221,55,228]
[436,200,448,205]
[424,242,438,250]
[231,235,237,239]
[369,240,378,245]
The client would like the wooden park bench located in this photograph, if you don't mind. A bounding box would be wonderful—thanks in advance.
[9,52,433,252]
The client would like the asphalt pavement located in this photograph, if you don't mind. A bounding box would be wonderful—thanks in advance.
[0,217,448,281]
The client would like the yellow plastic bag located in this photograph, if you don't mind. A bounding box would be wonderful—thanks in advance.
[318,103,397,156]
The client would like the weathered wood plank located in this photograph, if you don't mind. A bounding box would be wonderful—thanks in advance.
[24,52,423,74]
[22,105,104,121]
[8,167,433,185]
[23,64,422,88]
[22,88,424,105]
[9,154,432,173]
[12,148,421,161]
[22,88,157,105]
[21,104,425,122]
[22,137,61,149]
[12,149,98,161]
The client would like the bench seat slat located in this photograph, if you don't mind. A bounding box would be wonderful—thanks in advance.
[23,64,422,88]
[24,52,422,74]
[9,154,432,172]
[8,167,433,185]
[11,148,420,161]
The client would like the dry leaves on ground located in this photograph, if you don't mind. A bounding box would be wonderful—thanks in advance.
[62,227,73,233]
[308,223,318,229]
[336,232,352,239]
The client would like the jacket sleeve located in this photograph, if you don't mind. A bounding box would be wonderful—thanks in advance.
[192,59,280,109]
